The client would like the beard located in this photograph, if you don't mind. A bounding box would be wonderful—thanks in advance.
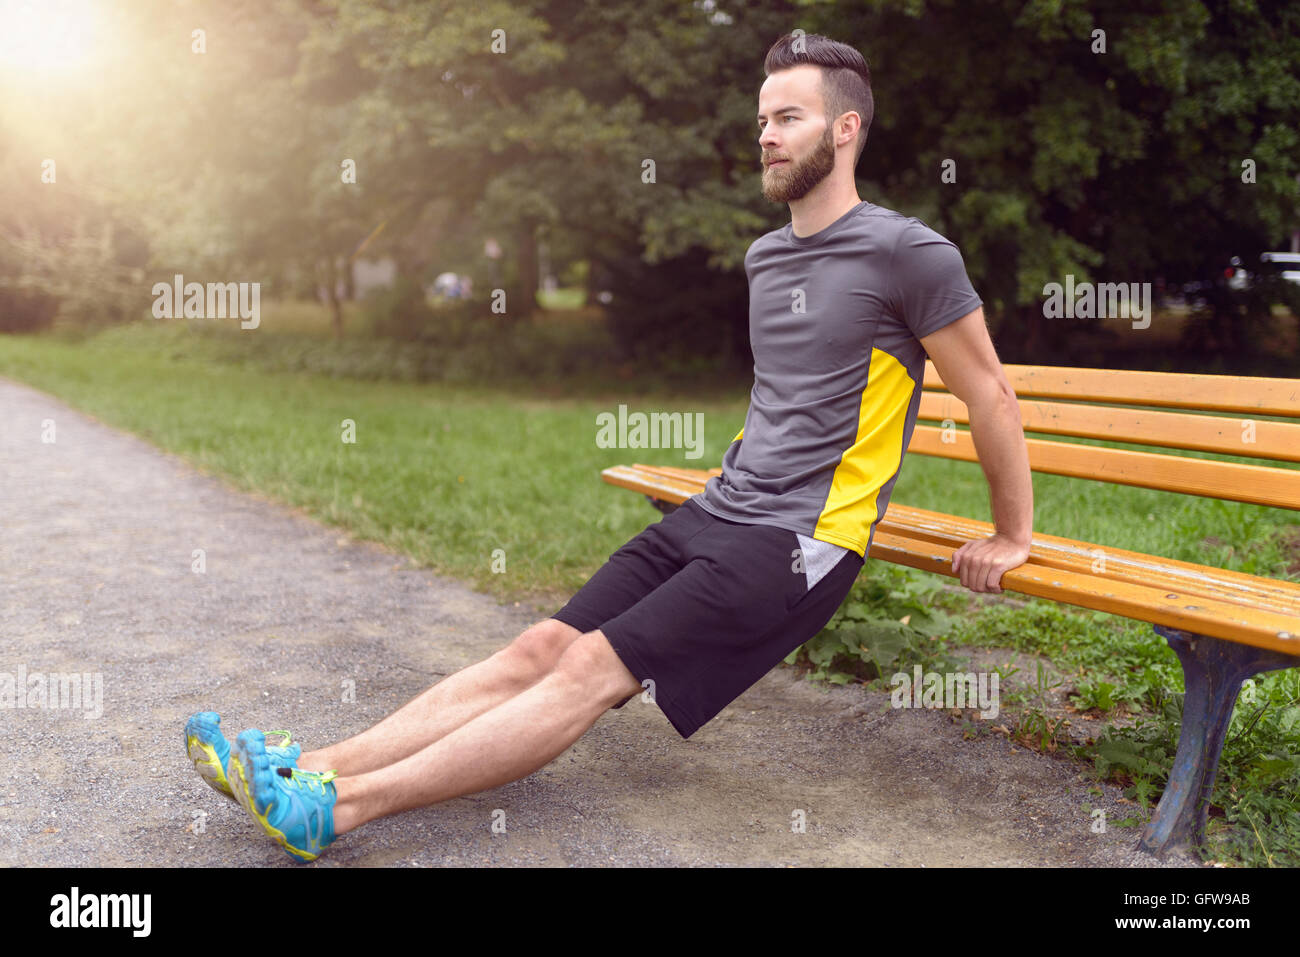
[761,125,836,203]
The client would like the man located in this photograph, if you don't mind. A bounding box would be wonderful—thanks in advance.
[184,31,1033,862]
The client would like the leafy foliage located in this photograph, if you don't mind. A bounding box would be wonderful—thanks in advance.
[5,0,1296,365]
[784,563,963,683]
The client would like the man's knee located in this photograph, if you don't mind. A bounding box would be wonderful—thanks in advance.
[500,617,582,674]
[554,629,642,707]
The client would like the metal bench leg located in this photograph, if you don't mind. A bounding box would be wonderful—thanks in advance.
[1138,624,1300,856]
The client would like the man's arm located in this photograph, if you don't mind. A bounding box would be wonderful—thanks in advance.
[917,306,1033,593]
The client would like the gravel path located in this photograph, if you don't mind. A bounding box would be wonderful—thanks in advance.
[0,375,1202,867]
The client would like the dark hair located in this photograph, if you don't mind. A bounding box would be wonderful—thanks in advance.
[763,33,873,167]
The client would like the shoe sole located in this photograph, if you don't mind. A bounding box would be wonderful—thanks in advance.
[184,713,235,800]
[232,731,322,862]
[226,739,255,817]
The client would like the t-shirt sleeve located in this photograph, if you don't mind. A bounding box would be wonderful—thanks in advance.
[887,219,983,343]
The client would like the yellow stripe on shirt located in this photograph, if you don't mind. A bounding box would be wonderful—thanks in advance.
[812,347,915,556]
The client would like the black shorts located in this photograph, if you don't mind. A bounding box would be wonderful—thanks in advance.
[550,497,865,739]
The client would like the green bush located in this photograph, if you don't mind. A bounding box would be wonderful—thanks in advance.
[0,284,60,333]
[362,277,438,341]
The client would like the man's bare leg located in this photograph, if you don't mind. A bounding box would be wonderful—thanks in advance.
[329,628,641,835]
[296,618,583,776]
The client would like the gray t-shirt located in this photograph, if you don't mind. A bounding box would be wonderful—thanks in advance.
[693,200,983,568]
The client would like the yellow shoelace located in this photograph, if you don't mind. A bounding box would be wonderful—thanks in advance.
[283,767,338,795]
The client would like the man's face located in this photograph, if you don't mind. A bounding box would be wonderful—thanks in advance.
[757,64,837,204]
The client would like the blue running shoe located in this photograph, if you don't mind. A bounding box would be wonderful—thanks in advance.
[229,728,339,862]
[183,712,300,806]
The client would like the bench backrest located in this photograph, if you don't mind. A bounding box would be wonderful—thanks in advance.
[914,363,1300,511]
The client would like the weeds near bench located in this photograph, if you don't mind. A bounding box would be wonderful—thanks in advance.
[794,572,1300,867]
[1078,670,1300,866]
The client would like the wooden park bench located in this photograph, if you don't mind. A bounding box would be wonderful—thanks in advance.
[600,362,1300,857]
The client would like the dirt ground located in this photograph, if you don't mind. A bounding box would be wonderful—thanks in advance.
[0,375,1203,867]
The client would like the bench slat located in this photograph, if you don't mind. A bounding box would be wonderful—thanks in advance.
[870,529,1299,655]
[907,427,1300,510]
[918,392,1300,463]
[879,503,1300,618]
[926,362,1300,418]
[601,464,717,501]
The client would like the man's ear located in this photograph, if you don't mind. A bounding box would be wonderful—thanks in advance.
[838,111,861,149]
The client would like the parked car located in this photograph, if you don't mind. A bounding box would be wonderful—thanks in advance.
[1178,253,1295,303]
[1258,251,1300,288]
